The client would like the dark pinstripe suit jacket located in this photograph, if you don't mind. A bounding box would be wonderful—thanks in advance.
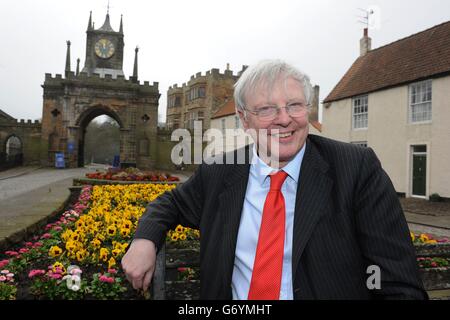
[135,134,428,300]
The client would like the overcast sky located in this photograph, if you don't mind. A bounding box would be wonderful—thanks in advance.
[1,0,449,124]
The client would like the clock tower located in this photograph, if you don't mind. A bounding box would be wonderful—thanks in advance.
[41,10,160,169]
[82,11,125,78]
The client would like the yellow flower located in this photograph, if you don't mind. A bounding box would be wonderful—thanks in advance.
[108,257,116,269]
[52,262,66,274]
[76,249,88,262]
[122,220,132,230]
[180,233,187,241]
[107,225,117,236]
[112,248,122,258]
[175,225,184,233]
[171,232,179,241]
[91,238,101,248]
[426,240,438,244]
[410,232,415,242]
[65,241,77,252]
[49,245,63,258]
[99,247,109,262]
[120,228,131,238]
[420,234,430,242]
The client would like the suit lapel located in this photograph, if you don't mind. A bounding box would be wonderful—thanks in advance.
[292,139,333,281]
[218,162,250,297]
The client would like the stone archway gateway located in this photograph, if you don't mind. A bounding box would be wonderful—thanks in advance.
[76,106,122,167]
[40,11,160,169]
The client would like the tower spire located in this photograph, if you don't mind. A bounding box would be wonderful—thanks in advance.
[65,40,71,77]
[119,14,123,33]
[87,11,93,31]
[132,46,139,82]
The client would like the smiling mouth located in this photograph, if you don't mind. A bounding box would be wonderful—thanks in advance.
[271,131,294,138]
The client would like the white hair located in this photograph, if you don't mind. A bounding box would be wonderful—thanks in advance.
[234,59,313,112]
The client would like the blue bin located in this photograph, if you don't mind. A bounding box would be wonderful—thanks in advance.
[55,152,65,169]
[113,155,120,168]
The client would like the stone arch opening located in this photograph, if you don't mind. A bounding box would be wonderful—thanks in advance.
[3,135,23,167]
[76,106,123,167]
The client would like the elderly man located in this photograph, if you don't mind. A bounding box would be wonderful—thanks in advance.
[122,59,427,300]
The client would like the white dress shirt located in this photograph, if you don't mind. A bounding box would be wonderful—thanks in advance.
[231,143,306,300]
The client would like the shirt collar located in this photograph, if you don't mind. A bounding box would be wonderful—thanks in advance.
[251,142,306,187]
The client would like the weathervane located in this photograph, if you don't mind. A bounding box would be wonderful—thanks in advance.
[106,0,113,14]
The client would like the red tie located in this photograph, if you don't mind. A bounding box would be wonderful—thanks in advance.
[248,170,288,300]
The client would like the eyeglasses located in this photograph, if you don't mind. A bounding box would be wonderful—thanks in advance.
[243,101,310,121]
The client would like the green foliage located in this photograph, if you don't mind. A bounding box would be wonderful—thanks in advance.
[0,282,17,300]
[84,117,120,165]
[429,193,442,202]
[88,272,127,300]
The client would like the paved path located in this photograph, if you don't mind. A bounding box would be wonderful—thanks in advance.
[406,212,450,238]
[0,165,106,247]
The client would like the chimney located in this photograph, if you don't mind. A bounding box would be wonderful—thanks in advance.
[360,28,372,57]
[226,63,230,71]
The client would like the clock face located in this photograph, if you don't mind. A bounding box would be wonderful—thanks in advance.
[94,39,115,59]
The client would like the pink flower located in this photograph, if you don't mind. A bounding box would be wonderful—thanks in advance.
[1,270,10,274]
[431,262,438,268]
[107,268,118,274]
[417,257,425,261]
[33,242,43,248]
[50,273,62,280]
[0,276,6,282]
[0,260,9,268]
[4,251,19,257]
[25,242,33,247]
[54,267,64,274]
[28,269,46,278]
[99,275,115,283]
[53,226,63,231]
[19,248,29,254]
[41,233,52,239]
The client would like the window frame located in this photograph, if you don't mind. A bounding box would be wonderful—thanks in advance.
[352,95,369,130]
[409,80,432,124]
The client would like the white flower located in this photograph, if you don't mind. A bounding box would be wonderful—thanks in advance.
[71,284,80,292]
[63,274,81,291]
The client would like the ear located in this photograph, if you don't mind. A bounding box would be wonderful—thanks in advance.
[236,108,250,130]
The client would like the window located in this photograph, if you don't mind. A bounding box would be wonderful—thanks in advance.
[352,95,368,129]
[409,80,432,123]
[235,115,240,128]
[221,119,226,134]
[198,87,206,98]
[351,141,368,148]
[187,112,198,129]
[188,86,206,101]
[168,95,181,108]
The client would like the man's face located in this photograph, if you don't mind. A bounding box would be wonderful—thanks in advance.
[238,76,309,168]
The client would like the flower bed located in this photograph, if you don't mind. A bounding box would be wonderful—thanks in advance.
[85,167,180,182]
[0,183,199,300]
